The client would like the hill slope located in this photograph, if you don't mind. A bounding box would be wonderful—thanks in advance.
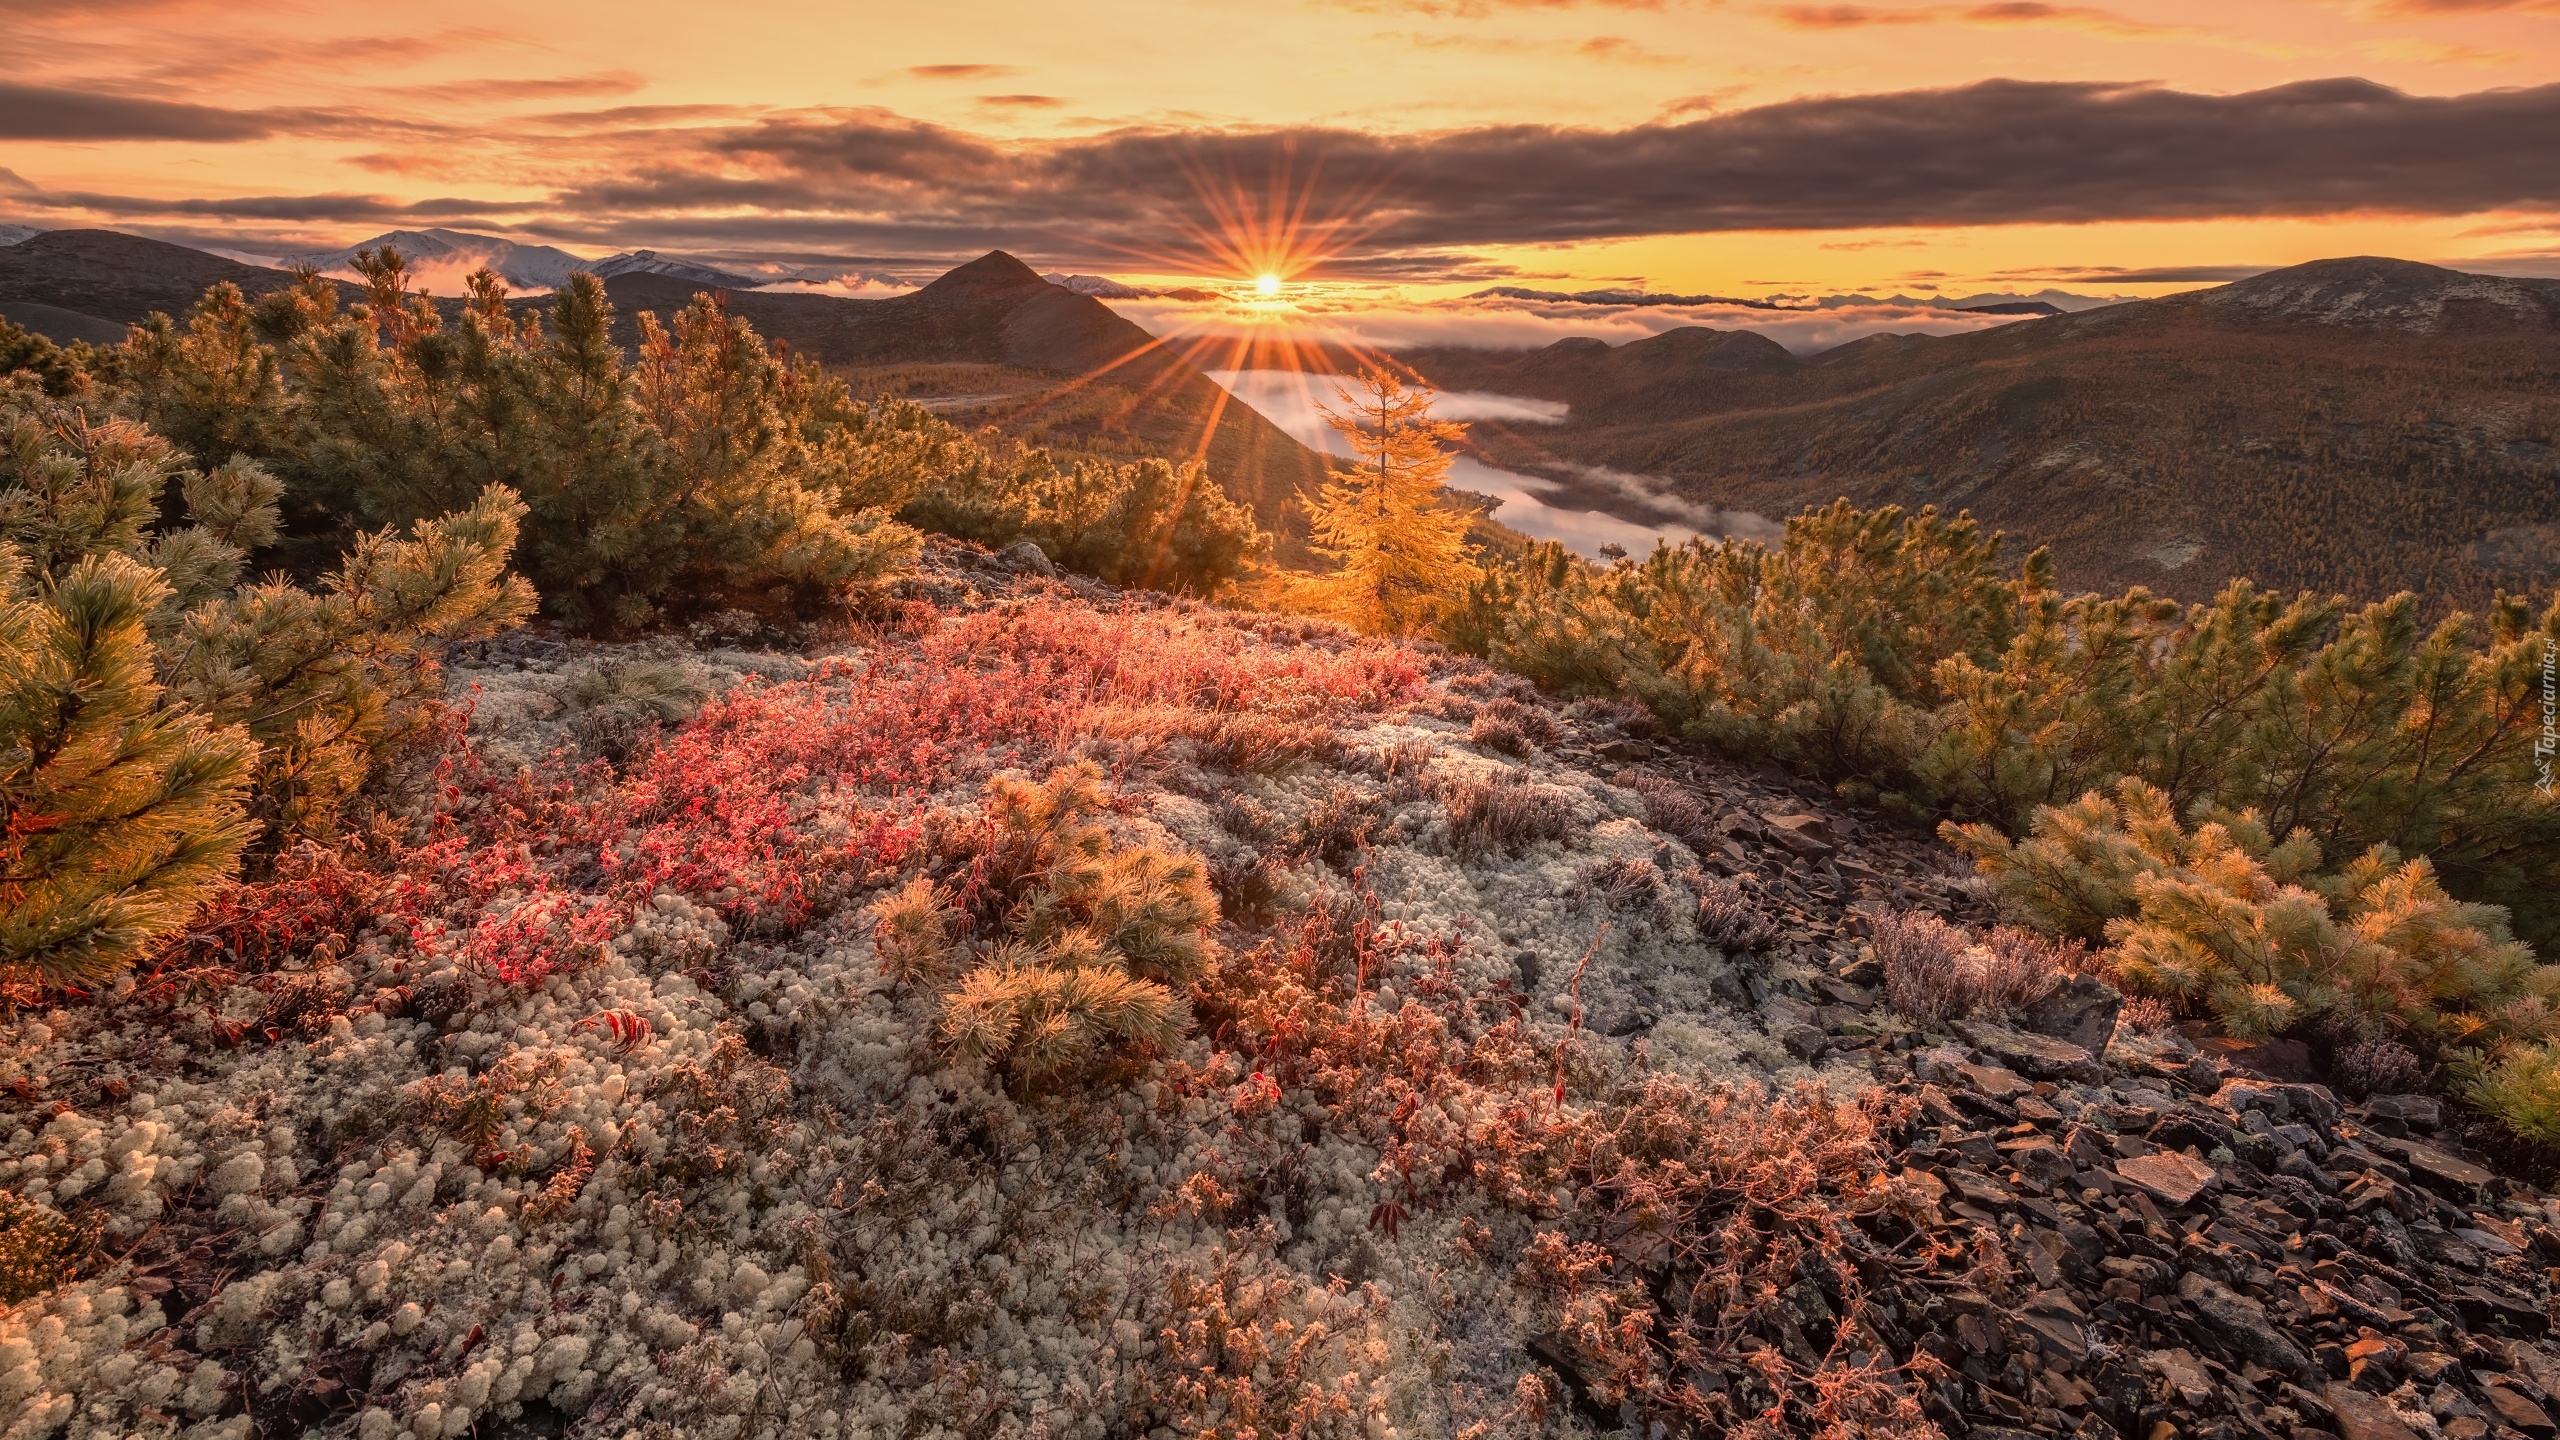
[603,253,1328,542]
[11,546,2560,1440]
[0,232,1328,548]
[1407,257,2560,611]
[0,228,328,330]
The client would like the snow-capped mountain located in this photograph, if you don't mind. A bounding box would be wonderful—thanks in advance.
[586,250,761,289]
[1042,273,1157,299]
[0,225,43,247]
[280,231,764,292]
[279,229,592,288]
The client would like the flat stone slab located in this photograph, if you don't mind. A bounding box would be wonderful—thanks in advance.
[2113,1150,2217,1206]
[2324,1382,2426,1440]
[2487,1383,2560,1439]
[2378,1135,2496,1190]
[2145,1349,2216,1410]
[1956,1062,2033,1099]
[1939,1166,2019,1208]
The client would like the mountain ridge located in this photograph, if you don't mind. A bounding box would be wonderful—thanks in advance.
[1396,254,2560,613]
[0,229,1329,550]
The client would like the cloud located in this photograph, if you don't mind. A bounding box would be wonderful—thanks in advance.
[0,81,454,143]
[1574,36,1687,64]
[1325,0,1666,14]
[0,82,282,141]
[2437,248,2560,278]
[525,104,766,128]
[975,94,1065,108]
[1768,5,1936,25]
[2375,0,2560,14]
[907,64,1023,80]
[379,72,647,105]
[29,77,2560,274]
[1765,1,2203,39]
[575,78,2560,259]
[1428,390,1571,422]
[1110,290,2024,355]
[2022,263,2273,281]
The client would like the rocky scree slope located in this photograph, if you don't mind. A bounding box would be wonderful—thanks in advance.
[2,542,2557,1440]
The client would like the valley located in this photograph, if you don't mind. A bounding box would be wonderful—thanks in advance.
[1393,258,2560,612]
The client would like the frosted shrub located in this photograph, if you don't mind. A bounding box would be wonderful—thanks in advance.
[1439,770,1573,860]
[1874,910,2078,1024]
[1949,777,2555,1046]
[881,762,1219,1089]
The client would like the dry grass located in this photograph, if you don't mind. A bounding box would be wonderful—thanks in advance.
[1874,910,2091,1024]
[1468,697,1563,757]
[1440,770,1574,860]
[1694,875,1784,955]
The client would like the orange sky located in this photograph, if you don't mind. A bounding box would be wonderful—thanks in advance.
[7,0,2559,297]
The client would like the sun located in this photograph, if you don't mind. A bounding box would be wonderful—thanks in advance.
[1255,273,1281,296]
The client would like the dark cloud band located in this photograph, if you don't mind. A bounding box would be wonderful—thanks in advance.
[0,82,279,141]
[17,76,2560,270]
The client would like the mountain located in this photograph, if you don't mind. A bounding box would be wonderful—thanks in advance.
[585,249,761,289]
[278,228,594,289]
[1471,284,2124,314]
[0,228,336,335]
[0,224,41,247]
[1401,256,2560,613]
[600,252,1329,542]
[0,229,1327,550]
[0,300,128,346]
[1042,273,1156,299]
[1953,301,2064,316]
[277,230,765,292]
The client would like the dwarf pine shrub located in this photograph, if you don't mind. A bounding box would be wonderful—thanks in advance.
[878,762,1216,1088]
[1,381,533,981]
[110,253,1261,625]
[1455,502,2560,951]
[1948,778,2558,1050]
[0,547,257,985]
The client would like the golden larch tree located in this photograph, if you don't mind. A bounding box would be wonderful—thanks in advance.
[1301,366,1481,635]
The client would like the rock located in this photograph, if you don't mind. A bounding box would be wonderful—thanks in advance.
[2016,1294,2090,1361]
[2483,1385,2557,1439]
[1760,811,1834,843]
[2180,1271,2313,1373]
[2378,1136,2496,1194]
[2016,972,2122,1055]
[1912,1047,1972,1085]
[1778,1022,1829,1061]
[2147,1348,2218,1410]
[1939,1166,2018,1209]
[2449,1283,2549,1338]
[2367,1094,2445,1132]
[1955,1062,2033,1100]
[1957,1022,2102,1082]
[2063,1125,2112,1165]
[2115,1150,2218,1206]
[1998,1135,2079,1190]
[2197,1034,2320,1082]
[2347,1334,2409,1387]
[1596,737,1654,762]
[995,538,1057,576]
[1762,816,1836,858]
[2325,1383,2427,1440]
[2457,1226,2522,1258]
[2213,1079,2294,1122]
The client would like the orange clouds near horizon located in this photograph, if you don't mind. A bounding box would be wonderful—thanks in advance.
[3,0,2557,296]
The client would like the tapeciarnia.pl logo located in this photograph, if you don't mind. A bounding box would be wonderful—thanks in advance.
[2540,638,2558,796]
